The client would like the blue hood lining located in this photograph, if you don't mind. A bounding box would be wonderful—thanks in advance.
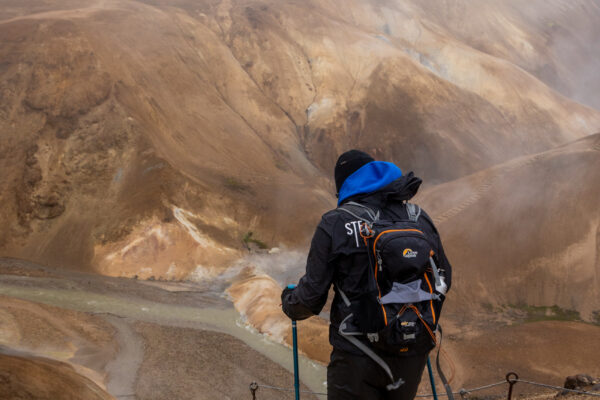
[337,161,402,205]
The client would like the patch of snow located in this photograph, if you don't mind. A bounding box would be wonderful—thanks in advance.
[166,263,177,279]
[122,236,146,253]
[222,217,236,226]
[188,265,213,282]
[172,207,210,247]
[306,97,335,121]
[375,34,391,44]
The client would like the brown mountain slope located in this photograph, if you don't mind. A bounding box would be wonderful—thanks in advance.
[1,0,599,276]
[447,321,600,391]
[0,266,317,400]
[0,353,115,400]
[413,0,600,110]
[417,133,600,321]
[219,0,600,176]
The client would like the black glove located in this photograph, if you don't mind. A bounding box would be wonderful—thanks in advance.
[281,286,295,319]
[281,285,315,321]
[281,286,294,304]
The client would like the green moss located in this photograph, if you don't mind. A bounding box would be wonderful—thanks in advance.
[224,177,249,192]
[274,160,288,171]
[592,310,600,326]
[508,304,581,323]
[242,231,268,250]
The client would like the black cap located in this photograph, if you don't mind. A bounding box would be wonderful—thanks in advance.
[334,150,374,193]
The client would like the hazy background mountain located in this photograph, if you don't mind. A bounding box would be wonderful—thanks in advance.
[418,133,600,321]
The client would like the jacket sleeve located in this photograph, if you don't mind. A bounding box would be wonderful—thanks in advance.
[420,210,452,291]
[281,221,334,320]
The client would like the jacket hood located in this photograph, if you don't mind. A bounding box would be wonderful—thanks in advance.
[375,172,422,203]
[337,161,403,205]
[338,162,422,206]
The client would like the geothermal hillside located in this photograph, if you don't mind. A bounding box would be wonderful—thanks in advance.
[1,0,600,399]
[417,133,600,321]
[2,0,600,277]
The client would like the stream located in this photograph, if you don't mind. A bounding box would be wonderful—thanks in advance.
[0,275,327,396]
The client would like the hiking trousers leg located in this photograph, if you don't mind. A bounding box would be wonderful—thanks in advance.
[327,348,428,400]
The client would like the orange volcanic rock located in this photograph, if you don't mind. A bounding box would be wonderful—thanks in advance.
[0,353,115,400]
[0,295,117,393]
[1,0,599,277]
[228,273,331,363]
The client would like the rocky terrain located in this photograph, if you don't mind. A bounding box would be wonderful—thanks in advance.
[0,258,320,399]
[418,133,600,321]
[2,0,600,276]
[1,0,600,399]
[0,352,115,400]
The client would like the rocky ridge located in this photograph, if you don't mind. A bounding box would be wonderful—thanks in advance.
[1,0,600,278]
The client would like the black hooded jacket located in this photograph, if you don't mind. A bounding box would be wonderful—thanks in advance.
[282,172,452,354]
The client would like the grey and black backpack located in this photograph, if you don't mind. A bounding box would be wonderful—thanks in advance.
[337,201,449,390]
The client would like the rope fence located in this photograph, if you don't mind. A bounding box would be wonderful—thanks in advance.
[416,380,507,397]
[249,373,600,399]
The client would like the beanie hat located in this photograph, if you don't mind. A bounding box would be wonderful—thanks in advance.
[334,150,375,193]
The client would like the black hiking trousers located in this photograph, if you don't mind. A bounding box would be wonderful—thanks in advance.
[327,348,428,400]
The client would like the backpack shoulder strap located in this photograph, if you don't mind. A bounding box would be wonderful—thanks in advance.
[406,202,421,222]
[338,201,380,224]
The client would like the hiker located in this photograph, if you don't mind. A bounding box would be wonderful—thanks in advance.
[281,150,452,400]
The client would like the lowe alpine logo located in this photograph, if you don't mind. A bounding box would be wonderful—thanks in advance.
[403,248,418,258]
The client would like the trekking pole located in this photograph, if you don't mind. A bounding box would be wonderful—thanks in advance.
[292,320,300,400]
[427,356,438,400]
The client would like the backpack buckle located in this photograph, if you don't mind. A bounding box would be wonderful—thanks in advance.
[359,222,374,239]
[367,333,379,342]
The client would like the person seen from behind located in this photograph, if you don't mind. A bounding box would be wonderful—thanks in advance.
[281,150,452,400]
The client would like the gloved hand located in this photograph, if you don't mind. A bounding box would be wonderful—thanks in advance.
[281,284,296,318]
[281,284,296,303]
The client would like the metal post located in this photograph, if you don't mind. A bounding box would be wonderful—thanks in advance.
[292,320,300,400]
[249,382,258,400]
[427,356,439,400]
[506,372,519,400]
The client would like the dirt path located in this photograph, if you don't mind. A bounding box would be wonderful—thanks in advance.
[0,259,327,396]
[103,316,144,399]
[433,152,546,224]
[0,0,113,25]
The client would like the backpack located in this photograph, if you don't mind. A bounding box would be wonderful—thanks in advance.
[336,201,448,390]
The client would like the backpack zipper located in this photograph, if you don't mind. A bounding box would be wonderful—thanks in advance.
[373,229,424,326]
[423,272,436,324]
